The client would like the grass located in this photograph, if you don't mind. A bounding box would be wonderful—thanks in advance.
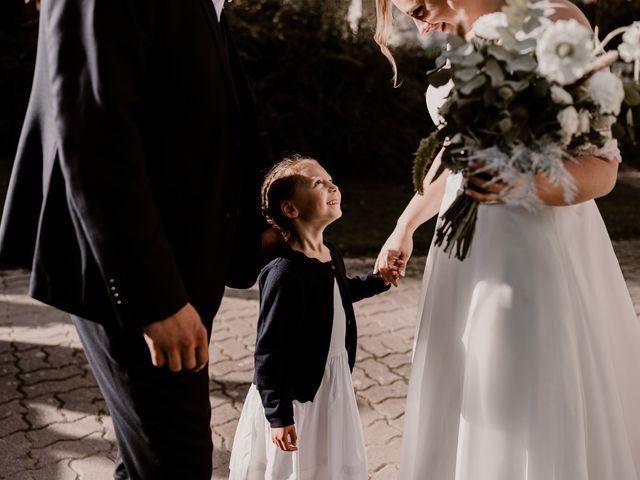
[327,172,640,258]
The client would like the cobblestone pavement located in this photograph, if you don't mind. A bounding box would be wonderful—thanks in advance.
[1,241,639,479]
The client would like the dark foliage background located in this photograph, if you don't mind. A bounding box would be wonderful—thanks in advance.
[2,0,638,175]
[225,0,433,178]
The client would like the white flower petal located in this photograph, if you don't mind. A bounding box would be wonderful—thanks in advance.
[536,19,594,85]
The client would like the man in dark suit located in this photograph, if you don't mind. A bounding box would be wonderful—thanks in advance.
[0,0,262,477]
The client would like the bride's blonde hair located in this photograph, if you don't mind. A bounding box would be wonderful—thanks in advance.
[374,0,398,85]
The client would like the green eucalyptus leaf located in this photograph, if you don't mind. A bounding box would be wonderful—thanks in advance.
[624,84,640,107]
[484,58,505,86]
[460,52,485,67]
[460,75,487,95]
[483,83,498,106]
[447,35,466,49]
[533,78,550,98]
[487,45,514,63]
[439,97,454,116]
[435,54,448,69]
[454,67,479,82]
[513,38,537,54]
[509,54,537,72]
[497,26,518,49]
[428,68,452,87]
[424,44,443,61]
[523,16,542,34]
[456,43,475,57]
[504,79,530,92]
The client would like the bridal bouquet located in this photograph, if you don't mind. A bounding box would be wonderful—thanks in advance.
[414,0,640,260]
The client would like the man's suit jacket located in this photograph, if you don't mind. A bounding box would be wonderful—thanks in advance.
[0,0,262,329]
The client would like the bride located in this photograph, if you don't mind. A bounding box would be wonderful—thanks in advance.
[373,0,640,478]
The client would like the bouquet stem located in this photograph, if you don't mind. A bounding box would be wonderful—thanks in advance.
[434,194,479,261]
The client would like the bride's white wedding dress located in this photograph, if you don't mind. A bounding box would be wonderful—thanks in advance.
[398,82,640,479]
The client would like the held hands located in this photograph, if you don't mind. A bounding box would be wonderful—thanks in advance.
[142,303,209,372]
[272,424,298,452]
[374,226,412,287]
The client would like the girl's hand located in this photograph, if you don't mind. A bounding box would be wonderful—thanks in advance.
[374,226,413,286]
[272,424,298,452]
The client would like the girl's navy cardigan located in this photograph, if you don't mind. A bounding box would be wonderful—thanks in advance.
[253,242,390,427]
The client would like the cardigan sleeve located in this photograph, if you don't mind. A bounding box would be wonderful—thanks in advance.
[346,272,391,303]
[254,265,300,427]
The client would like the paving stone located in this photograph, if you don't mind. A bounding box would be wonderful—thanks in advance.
[365,418,403,447]
[373,397,407,421]
[68,455,116,479]
[359,380,407,406]
[0,361,20,379]
[370,462,400,479]
[358,358,402,385]
[23,375,93,401]
[214,419,239,451]
[380,333,412,355]
[0,349,15,364]
[0,431,36,475]
[21,365,85,387]
[352,367,377,391]
[27,415,105,449]
[0,238,639,479]
[212,401,241,426]
[0,376,21,404]
[382,352,412,370]
[0,401,29,437]
[367,436,403,473]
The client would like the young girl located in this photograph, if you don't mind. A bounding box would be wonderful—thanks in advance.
[229,156,396,480]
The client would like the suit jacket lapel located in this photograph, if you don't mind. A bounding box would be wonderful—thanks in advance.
[198,0,241,112]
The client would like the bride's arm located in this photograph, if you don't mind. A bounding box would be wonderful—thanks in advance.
[374,150,450,281]
[397,167,450,233]
[467,155,619,206]
[537,155,619,206]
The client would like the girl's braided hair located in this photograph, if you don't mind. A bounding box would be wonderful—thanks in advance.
[261,154,317,240]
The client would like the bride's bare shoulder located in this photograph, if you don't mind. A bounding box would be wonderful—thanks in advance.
[547,0,592,30]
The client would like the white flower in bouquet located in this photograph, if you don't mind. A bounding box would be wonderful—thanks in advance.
[578,109,591,134]
[472,12,508,40]
[536,19,594,85]
[618,21,640,63]
[592,113,616,131]
[588,70,625,115]
[557,106,579,144]
[550,85,573,105]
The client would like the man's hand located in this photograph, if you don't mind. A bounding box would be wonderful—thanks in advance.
[142,303,209,372]
[272,424,298,452]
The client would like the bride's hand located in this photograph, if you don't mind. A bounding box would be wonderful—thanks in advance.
[465,174,507,203]
[374,226,413,286]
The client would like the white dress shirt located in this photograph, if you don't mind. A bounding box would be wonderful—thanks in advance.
[212,0,227,21]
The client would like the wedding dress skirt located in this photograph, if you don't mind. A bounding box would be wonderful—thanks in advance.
[398,167,640,479]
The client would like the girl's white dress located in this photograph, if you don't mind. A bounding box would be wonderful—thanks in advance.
[229,280,368,480]
[398,83,640,479]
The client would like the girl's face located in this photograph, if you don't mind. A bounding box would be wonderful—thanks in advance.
[287,161,342,228]
[391,0,457,34]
